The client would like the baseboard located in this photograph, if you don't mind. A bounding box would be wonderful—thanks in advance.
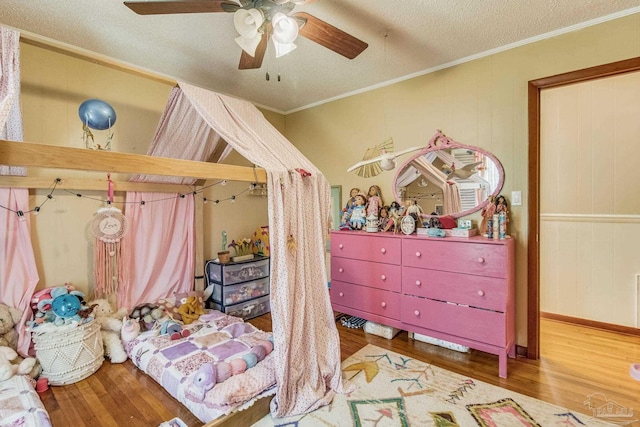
[515,345,528,357]
[541,311,640,336]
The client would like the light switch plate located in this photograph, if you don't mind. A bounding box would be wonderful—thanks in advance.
[511,191,522,206]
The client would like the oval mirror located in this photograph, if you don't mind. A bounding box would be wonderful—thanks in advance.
[392,130,504,219]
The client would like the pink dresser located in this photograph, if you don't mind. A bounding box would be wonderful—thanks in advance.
[330,230,515,378]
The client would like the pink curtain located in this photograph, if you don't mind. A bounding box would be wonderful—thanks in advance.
[177,82,346,417]
[117,192,194,311]
[118,87,232,310]
[0,26,39,357]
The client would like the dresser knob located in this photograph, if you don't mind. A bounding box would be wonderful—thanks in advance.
[339,244,344,249]
[380,274,386,281]
[338,268,344,273]
[415,251,421,257]
[477,257,485,263]
[381,248,386,254]
[478,290,485,296]
[414,310,420,316]
[381,302,387,308]
[415,280,421,286]
[339,292,344,297]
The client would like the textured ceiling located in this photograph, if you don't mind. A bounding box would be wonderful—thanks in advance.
[2,0,640,113]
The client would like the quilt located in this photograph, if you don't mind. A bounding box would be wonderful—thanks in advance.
[125,310,276,423]
[0,375,52,427]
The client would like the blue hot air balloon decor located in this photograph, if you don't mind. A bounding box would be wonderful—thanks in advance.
[78,99,116,150]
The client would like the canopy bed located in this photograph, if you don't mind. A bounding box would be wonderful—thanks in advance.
[0,83,347,424]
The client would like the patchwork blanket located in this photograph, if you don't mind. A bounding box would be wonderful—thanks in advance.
[125,310,276,423]
[0,375,52,427]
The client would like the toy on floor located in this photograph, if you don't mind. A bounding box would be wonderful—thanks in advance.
[0,303,23,349]
[0,346,37,382]
[88,299,129,363]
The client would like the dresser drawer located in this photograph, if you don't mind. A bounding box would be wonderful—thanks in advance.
[331,233,401,265]
[402,239,506,278]
[401,295,505,346]
[332,258,401,292]
[402,267,506,312]
[331,281,400,320]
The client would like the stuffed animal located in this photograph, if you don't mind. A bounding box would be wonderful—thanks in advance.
[120,317,141,343]
[0,303,23,349]
[177,296,205,325]
[88,299,129,364]
[0,346,37,382]
[130,303,167,331]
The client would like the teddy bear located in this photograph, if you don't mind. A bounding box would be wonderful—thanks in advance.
[0,303,23,349]
[88,299,129,364]
[0,346,37,382]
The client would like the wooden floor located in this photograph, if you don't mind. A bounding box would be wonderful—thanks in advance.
[40,315,640,426]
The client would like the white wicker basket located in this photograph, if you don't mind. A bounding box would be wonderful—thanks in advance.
[31,319,104,385]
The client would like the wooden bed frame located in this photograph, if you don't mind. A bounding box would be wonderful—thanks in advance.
[0,138,272,426]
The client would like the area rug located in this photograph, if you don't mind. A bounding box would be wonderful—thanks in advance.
[253,344,625,426]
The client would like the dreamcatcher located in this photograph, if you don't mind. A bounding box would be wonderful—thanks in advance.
[90,174,127,297]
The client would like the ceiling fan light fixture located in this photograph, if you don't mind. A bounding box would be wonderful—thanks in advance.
[235,33,263,57]
[273,40,296,58]
[271,12,299,44]
[233,8,264,39]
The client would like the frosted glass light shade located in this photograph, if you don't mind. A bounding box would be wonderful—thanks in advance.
[233,8,264,39]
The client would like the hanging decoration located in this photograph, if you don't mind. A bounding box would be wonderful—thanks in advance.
[79,99,117,151]
[90,174,127,297]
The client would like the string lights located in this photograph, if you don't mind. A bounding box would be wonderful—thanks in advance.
[0,177,262,220]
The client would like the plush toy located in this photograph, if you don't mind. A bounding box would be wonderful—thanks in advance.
[0,303,22,349]
[120,317,141,343]
[88,299,129,364]
[159,319,190,341]
[130,303,167,331]
[0,346,37,382]
[177,296,205,325]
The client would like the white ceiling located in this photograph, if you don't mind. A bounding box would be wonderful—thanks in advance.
[2,1,640,114]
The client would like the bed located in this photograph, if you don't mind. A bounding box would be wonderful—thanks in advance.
[0,375,52,427]
[124,309,276,424]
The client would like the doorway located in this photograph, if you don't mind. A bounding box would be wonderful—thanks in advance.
[527,57,640,358]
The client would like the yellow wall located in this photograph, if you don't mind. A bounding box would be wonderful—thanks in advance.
[282,13,640,345]
[16,11,640,344]
[18,43,274,297]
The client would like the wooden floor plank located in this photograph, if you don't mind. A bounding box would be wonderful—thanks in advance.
[39,315,640,426]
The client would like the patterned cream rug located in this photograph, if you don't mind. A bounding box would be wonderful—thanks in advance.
[253,344,628,426]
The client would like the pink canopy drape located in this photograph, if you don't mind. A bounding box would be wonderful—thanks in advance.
[0,26,39,357]
[172,82,346,417]
[118,87,233,310]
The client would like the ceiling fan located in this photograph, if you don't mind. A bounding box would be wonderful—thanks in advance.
[124,0,368,70]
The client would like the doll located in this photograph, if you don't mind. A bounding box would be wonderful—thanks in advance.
[366,185,384,218]
[495,195,509,220]
[378,205,390,231]
[407,199,424,227]
[480,195,496,236]
[340,187,361,229]
[349,193,367,230]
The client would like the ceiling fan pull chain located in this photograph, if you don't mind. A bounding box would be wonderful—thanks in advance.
[278,73,281,82]
[266,72,270,81]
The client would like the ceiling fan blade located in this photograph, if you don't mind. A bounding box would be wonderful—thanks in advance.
[124,1,233,15]
[293,12,367,59]
[239,33,268,69]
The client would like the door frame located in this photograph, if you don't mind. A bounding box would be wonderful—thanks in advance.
[527,56,640,359]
